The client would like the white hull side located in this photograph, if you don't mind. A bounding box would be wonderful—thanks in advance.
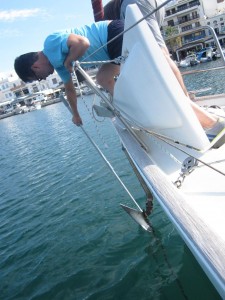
[111,4,225,298]
[113,117,225,298]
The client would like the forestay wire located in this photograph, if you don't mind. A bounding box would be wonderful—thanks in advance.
[62,94,143,212]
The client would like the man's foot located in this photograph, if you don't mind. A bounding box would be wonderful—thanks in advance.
[205,118,225,148]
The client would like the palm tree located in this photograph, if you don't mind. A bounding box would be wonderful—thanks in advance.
[163,26,182,52]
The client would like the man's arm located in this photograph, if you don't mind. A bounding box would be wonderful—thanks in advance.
[64,78,82,125]
[64,34,90,73]
[63,34,90,125]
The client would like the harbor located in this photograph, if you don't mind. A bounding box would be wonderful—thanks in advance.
[0,84,94,120]
[1,0,225,299]
[0,92,61,120]
[1,59,224,299]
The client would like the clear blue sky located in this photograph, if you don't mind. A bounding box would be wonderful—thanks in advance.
[0,0,108,76]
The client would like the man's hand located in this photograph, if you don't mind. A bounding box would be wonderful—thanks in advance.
[72,113,83,126]
[64,79,82,126]
[64,61,74,74]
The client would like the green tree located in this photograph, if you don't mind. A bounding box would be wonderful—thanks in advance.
[163,26,182,52]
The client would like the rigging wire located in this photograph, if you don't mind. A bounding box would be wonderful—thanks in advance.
[141,127,225,177]
[62,94,143,212]
[117,113,225,177]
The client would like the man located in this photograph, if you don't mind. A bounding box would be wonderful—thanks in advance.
[14,17,225,140]
[14,20,123,126]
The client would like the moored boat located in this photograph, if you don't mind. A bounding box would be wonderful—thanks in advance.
[196,47,218,63]
[179,53,200,67]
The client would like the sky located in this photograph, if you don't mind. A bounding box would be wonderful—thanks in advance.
[0,0,108,77]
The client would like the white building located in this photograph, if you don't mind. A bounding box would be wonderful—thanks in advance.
[163,0,225,60]
[200,0,225,18]
[45,72,63,89]
[0,74,19,103]
[200,0,225,38]
[0,71,62,103]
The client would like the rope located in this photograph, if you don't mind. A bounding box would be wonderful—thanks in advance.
[80,56,126,66]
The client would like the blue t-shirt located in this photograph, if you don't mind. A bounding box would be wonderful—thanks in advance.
[43,21,109,83]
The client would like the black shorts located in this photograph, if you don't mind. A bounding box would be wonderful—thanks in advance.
[107,20,124,61]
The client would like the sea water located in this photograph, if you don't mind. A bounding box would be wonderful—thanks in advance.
[0,60,224,300]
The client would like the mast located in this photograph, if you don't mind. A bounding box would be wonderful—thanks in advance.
[91,0,104,21]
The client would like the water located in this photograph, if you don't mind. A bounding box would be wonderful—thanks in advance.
[182,58,225,95]
[0,61,224,300]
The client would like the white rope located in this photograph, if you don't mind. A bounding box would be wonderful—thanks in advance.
[80,56,126,66]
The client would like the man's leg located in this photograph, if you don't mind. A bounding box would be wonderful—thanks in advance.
[139,0,219,130]
[97,52,225,144]
[161,46,218,129]
[96,63,120,95]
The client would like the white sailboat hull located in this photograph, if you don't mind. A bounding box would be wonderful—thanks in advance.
[112,4,225,298]
[113,116,225,298]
